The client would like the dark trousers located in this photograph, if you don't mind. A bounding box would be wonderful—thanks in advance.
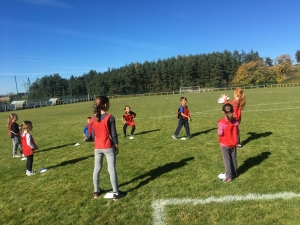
[174,119,190,137]
[26,154,34,172]
[123,124,136,136]
[221,145,237,179]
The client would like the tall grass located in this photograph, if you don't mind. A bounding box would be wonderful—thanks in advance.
[1,87,300,225]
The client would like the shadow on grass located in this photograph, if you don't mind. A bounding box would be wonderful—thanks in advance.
[46,155,94,170]
[119,157,195,192]
[134,129,161,136]
[238,152,271,175]
[192,128,217,137]
[35,143,77,153]
[241,132,273,146]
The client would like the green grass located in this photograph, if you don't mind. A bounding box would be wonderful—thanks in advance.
[1,87,300,225]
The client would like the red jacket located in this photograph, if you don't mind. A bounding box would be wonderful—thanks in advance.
[21,132,37,156]
[123,111,136,126]
[218,118,238,148]
[92,114,112,149]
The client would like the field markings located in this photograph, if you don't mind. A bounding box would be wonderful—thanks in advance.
[152,192,300,225]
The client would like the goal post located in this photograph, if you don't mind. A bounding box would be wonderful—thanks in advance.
[179,86,200,94]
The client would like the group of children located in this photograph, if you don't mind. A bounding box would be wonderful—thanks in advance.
[171,88,246,183]
[7,114,38,176]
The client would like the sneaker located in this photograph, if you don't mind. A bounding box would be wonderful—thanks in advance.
[172,135,177,140]
[113,190,127,201]
[26,171,35,176]
[221,177,232,183]
[93,188,102,199]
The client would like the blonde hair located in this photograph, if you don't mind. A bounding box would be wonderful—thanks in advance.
[234,88,246,110]
[7,113,18,129]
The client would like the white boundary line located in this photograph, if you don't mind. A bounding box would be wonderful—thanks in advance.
[152,192,300,225]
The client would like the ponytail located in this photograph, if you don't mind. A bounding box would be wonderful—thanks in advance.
[222,103,234,123]
[234,88,246,110]
[93,96,109,122]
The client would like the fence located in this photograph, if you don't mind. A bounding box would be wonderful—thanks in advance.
[1,84,299,112]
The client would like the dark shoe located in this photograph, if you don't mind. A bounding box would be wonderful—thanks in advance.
[113,190,127,201]
[93,188,102,199]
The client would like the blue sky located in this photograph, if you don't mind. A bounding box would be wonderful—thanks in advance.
[0,0,299,95]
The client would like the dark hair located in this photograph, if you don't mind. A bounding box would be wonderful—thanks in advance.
[180,97,187,101]
[93,96,109,121]
[222,103,234,122]
[124,105,130,110]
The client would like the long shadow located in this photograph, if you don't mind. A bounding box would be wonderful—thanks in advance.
[241,132,272,146]
[46,155,94,170]
[238,152,271,175]
[192,128,217,137]
[35,143,77,153]
[134,129,161,136]
[119,157,195,192]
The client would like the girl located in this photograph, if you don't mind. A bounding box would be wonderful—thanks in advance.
[21,121,38,176]
[218,103,239,182]
[7,113,23,158]
[122,105,136,139]
[222,88,246,148]
[91,96,127,200]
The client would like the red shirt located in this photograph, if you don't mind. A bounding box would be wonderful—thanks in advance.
[21,132,37,156]
[218,118,239,148]
[123,111,136,126]
[92,114,112,149]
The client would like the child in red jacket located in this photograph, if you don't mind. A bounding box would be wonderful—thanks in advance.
[21,121,38,176]
[218,103,239,182]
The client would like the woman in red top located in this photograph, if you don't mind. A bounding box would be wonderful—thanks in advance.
[222,88,246,148]
[91,96,127,201]
[21,121,38,176]
[122,105,136,139]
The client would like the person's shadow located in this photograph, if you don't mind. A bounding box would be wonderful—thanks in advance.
[46,155,94,170]
[119,157,195,192]
[241,132,272,146]
[192,128,216,137]
[238,152,271,175]
[134,129,161,136]
[35,143,77,153]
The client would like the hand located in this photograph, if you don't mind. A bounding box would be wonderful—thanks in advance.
[188,117,192,122]
[115,145,119,155]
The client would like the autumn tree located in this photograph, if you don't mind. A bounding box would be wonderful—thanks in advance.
[273,54,293,82]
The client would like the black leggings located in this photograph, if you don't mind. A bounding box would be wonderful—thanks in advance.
[123,124,136,136]
[26,154,34,172]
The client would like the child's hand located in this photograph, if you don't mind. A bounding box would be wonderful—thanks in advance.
[188,117,192,122]
[115,145,119,155]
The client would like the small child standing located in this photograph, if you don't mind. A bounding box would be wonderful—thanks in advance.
[83,117,94,142]
[122,105,136,139]
[172,97,191,140]
[218,103,239,182]
[7,113,23,158]
[21,121,38,176]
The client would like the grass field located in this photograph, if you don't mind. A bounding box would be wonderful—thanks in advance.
[1,87,300,225]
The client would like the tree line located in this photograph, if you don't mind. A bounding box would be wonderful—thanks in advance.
[26,49,298,99]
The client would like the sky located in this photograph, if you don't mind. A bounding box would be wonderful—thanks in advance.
[0,0,299,95]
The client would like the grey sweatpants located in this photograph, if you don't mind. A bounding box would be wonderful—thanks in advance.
[12,136,23,157]
[221,145,237,179]
[93,147,118,192]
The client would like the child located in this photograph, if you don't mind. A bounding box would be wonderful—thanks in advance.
[21,121,38,176]
[218,103,239,182]
[172,97,191,140]
[83,117,94,142]
[7,113,23,158]
[222,88,246,148]
[91,96,127,201]
[122,105,136,139]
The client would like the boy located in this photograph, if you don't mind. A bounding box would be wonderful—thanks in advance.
[83,117,94,142]
[172,97,191,140]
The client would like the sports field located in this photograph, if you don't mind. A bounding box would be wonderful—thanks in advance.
[1,87,300,225]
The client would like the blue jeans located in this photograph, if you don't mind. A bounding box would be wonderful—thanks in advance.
[174,119,190,137]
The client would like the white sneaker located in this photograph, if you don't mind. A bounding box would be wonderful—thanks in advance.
[26,171,36,176]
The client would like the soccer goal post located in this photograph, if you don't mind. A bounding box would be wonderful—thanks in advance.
[179,86,200,94]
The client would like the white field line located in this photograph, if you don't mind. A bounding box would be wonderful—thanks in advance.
[152,192,300,225]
